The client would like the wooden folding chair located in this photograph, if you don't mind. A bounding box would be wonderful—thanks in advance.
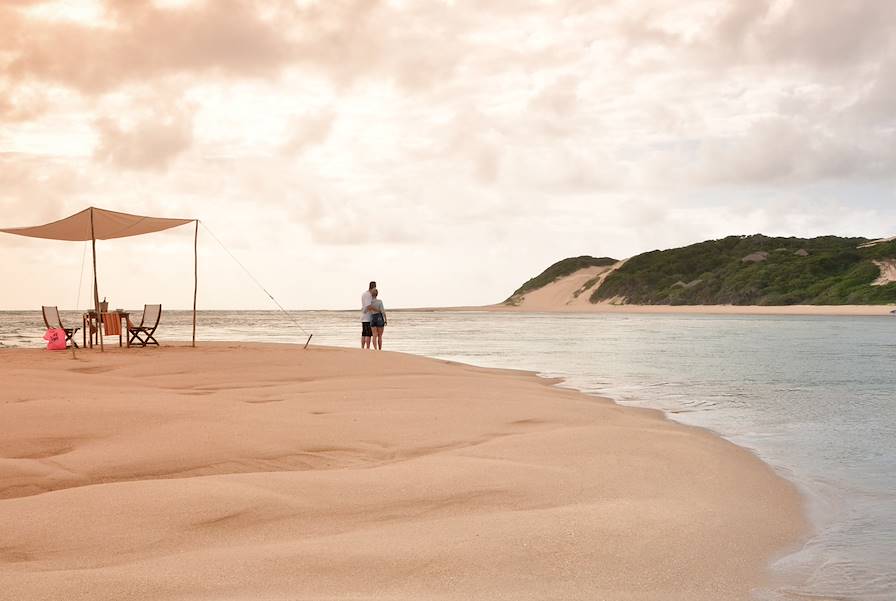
[127,304,162,347]
[41,306,80,348]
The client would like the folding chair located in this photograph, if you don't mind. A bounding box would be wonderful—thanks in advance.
[41,306,80,348]
[127,304,162,347]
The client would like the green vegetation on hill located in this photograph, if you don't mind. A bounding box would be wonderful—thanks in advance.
[591,235,896,305]
[504,256,617,305]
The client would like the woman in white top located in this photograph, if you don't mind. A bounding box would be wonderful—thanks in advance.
[369,288,387,350]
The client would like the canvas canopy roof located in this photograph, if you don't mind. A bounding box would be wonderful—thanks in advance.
[0,207,194,241]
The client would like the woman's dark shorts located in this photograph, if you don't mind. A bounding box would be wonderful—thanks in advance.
[370,313,385,328]
[362,322,373,337]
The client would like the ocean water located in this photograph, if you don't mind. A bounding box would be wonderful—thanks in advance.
[2,309,894,601]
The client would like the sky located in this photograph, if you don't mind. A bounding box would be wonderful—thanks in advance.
[1,0,895,310]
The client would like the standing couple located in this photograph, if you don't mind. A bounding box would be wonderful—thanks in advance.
[361,280,387,350]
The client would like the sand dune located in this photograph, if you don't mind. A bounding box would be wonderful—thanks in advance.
[872,259,896,286]
[858,236,896,248]
[508,262,623,310]
[1,344,804,600]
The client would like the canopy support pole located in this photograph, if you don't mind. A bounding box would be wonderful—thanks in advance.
[192,220,198,347]
[90,207,104,352]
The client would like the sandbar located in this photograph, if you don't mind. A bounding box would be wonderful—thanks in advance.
[0,343,805,600]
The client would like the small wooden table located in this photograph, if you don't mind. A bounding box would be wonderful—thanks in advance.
[82,311,131,348]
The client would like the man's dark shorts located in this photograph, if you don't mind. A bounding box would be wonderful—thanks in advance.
[362,322,373,337]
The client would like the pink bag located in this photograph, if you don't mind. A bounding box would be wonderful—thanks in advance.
[43,328,67,350]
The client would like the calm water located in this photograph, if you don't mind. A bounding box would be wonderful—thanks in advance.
[2,309,895,601]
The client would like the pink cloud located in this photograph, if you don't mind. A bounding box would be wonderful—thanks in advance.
[94,104,194,170]
[3,1,295,95]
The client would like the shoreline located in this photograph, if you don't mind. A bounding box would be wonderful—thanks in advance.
[0,343,807,600]
[3,304,893,317]
[406,303,896,316]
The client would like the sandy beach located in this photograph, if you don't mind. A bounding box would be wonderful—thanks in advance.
[1,343,805,600]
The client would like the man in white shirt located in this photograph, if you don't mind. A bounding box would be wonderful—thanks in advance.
[361,280,376,349]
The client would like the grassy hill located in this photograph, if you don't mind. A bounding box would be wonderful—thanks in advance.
[591,235,896,305]
[504,256,617,305]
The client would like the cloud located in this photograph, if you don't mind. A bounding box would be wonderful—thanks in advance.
[281,110,336,154]
[3,0,295,95]
[0,0,471,98]
[751,0,896,69]
[3,0,896,310]
[684,117,870,185]
[851,55,896,125]
[528,75,580,118]
[0,153,83,216]
[0,153,90,251]
[287,186,430,246]
[0,84,50,122]
[620,1,896,72]
[94,102,194,170]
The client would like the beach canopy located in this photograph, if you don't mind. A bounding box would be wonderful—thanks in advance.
[1,207,199,350]
[0,207,193,241]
